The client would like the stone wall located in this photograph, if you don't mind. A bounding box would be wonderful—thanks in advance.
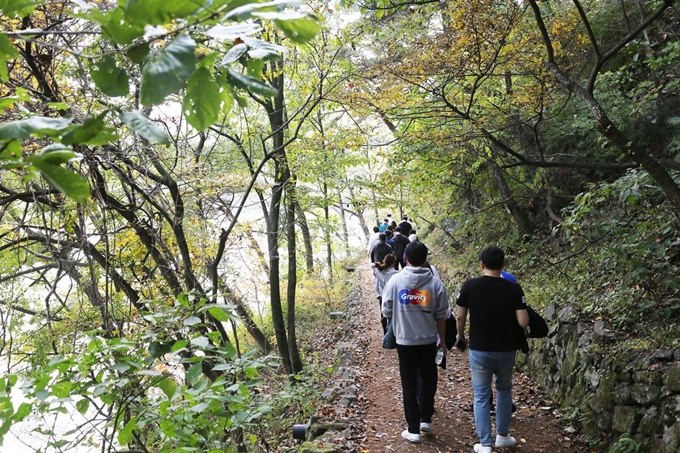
[520,303,680,452]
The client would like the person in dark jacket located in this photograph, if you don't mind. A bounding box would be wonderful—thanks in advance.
[370,233,393,264]
[398,215,412,235]
[392,226,410,269]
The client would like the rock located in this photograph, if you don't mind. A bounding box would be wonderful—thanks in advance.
[630,383,660,405]
[584,368,600,389]
[544,303,558,322]
[663,366,680,393]
[638,406,663,437]
[558,305,579,324]
[614,383,632,405]
[593,319,616,342]
[648,350,674,363]
[578,331,594,349]
[658,422,680,453]
[611,405,641,434]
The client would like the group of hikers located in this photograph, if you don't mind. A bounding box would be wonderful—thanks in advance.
[368,216,528,453]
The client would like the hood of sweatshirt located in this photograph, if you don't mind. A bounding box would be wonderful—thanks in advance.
[400,266,434,288]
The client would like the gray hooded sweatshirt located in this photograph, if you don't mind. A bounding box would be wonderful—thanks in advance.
[381,266,449,346]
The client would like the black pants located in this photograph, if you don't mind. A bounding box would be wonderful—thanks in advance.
[378,296,387,333]
[396,343,438,433]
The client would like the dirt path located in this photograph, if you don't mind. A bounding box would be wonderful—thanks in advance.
[356,262,600,453]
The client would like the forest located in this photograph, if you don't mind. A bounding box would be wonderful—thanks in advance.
[0,0,678,452]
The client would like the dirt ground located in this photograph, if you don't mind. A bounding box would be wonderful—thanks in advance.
[355,262,603,453]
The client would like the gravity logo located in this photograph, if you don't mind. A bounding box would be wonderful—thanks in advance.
[398,289,432,306]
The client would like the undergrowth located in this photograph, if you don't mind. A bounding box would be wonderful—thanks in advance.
[246,257,360,452]
[428,169,680,351]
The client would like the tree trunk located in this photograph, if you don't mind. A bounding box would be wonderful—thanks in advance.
[294,200,314,273]
[338,192,351,258]
[222,291,273,354]
[488,160,536,235]
[347,184,370,240]
[323,181,333,278]
[286,184,303,373]
[267,153,293,375]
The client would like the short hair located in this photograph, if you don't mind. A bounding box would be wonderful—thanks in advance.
[395,226,402,232]
[383,218,388,222]
[409,229,416,235]
[405,241,428,266]
[403,215,408,220]
[378,233,387,241]
[373,226,380,233]
[479,245,504,271]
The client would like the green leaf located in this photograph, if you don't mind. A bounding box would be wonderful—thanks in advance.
[141,34,196,106]
[274,15,320,44]
[227,68,278,98]
[182,68,221,130]
[224,0,304,21]
[204,23,261,40]
[0,97,19,112]
[158,377,176,399]
[149,341,173,358]
[171,339,188,352]
[190,336,209,348]
[207,306,230,322]
[47,102,70,111]
[62,112,108,145]
[0,33,20,83]
[124,0,206,26]
[176,293,191,308]
[29,154,91,203]
[190,402,209,413]
[220,341,237,360]
[112,362,131,373]
[33,144,78,165]
[127,43,151,65]
[90,56,129,97]
[0,116,73,140]
[183,316,202,326]
[118,417,136,445]
[101,8,145,45]
[185,362,202,384]
[0,0,37,17]
[75,399,90,415]
[121,111,169,144]
[221,44,249,66]
[242,37,286,61]
[51,381,72,399]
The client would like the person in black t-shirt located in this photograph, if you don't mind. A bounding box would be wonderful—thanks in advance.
[455,246,529,453]
[398,215,412,235]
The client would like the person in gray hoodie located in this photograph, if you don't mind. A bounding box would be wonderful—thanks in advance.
[381,241,449,443]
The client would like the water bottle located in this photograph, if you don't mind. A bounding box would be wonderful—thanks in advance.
[435,347,444,365]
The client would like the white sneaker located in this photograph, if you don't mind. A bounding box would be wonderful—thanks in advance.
[420,422,433,433]
[401,429,420,443]
[473,444,492,453]
[495,434,517,447]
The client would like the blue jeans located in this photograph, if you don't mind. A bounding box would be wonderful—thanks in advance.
[396,343,437,434]
[468,349,516,446]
